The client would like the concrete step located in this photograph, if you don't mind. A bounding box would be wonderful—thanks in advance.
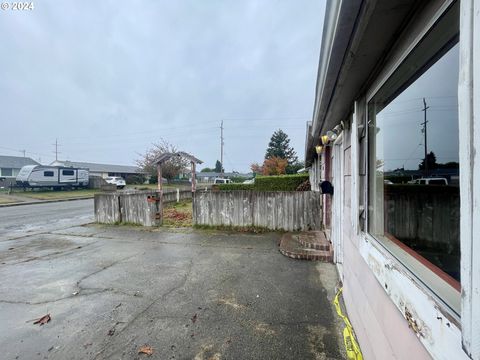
[279,233,333,262]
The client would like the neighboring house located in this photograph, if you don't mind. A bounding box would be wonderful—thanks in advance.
[0,155,40,185]
[50,160,145,180]
[305,1,478,360]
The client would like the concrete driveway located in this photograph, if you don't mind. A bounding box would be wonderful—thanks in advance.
[0,225,344,359]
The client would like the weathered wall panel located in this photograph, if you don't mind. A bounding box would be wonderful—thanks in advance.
[95,189,190,226]
[94,193,121,224]
[193,191,322,231]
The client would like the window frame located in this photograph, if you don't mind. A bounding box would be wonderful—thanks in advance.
[43,171,54,177]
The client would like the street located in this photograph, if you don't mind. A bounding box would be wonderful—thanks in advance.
[0,199,93,241]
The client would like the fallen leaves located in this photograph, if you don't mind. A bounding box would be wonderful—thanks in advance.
[191,313,198,323]
[33,314,51,326]
[138,345,154,356]
[162,204,193,227]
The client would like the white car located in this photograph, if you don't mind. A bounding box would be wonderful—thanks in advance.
[214,178,231,184]
[105,176,126,189]
[409,177,448,185]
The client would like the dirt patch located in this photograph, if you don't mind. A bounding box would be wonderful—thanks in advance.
[163,201,192,227]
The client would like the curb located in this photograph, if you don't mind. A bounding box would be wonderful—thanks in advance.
[0,196,94,208]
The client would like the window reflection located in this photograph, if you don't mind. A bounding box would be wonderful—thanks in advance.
[368,44,460,284]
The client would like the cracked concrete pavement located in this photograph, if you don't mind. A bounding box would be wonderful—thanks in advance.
[0,201,345,359]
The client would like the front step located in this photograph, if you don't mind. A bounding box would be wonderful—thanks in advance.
[279,232,333,262]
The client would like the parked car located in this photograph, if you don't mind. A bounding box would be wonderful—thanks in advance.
[409,177,448,185]
[243,179,255,184]
[105,176,126,189]
[214,178,231,184]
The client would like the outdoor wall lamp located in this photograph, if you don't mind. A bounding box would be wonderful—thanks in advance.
[326,122,344,142]
[321,134,330,145]
[315,145,324,154]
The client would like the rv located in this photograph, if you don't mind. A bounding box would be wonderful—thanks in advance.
[16,165,89,189]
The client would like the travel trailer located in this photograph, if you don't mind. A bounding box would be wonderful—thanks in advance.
[16,165,89,189]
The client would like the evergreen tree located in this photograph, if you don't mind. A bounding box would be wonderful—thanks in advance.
[265,129,298,165]
[418,151,438,171]
[215,160,223,173]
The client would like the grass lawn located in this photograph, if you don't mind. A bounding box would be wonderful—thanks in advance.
[162,200,192,227]
[11,189,99,200]
[0,195,17,204]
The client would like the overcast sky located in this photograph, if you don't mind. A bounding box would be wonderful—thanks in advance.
[376,43,459,171]
[0,1,325,172]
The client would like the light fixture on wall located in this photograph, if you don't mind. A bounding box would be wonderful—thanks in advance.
[315,145,324,154]
[326,122,345,142]
[321,134,330,145]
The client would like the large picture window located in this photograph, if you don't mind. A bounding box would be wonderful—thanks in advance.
[367,3,460,313]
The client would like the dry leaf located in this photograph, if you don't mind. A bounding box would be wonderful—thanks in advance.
[138,345,154,356]
[33,314,51,326]
[191,313,198,323]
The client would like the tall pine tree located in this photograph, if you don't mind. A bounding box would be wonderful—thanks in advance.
[265,129,298,165]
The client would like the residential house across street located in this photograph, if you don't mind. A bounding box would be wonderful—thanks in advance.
[50,160,145,181]
[0,155,40,187]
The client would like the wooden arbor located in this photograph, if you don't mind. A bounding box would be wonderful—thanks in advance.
[154,151,203,194]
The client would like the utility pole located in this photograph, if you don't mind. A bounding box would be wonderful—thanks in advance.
[421,98,429,177]
[53,138,60,161]
[220,120,224,178]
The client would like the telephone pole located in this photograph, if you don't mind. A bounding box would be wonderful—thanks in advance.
[421,98,429,177]
[220,120,224,177]
[53,138,61,161]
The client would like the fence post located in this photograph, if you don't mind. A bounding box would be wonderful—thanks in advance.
[176,188,180,202]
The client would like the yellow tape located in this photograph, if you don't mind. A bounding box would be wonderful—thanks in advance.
[334,287,363,360]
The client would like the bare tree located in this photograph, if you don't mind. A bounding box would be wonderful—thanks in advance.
[136,139,189,182]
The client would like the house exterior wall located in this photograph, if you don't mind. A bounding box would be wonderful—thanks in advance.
[307,1,478,359]
[312,143,433,359]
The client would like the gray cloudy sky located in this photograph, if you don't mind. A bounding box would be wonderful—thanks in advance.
[0,1,325,172]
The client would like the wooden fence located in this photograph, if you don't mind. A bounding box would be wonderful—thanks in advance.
[94,189,192,226]
[193,190,322,231]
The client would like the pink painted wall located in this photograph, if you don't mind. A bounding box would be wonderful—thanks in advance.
[340,136,432,360]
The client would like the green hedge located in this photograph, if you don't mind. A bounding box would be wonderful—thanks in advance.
[218,174,309,191]
[216,184,255,191]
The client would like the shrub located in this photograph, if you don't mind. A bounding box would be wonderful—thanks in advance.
[254,174,309,191]
[217,183,255,191]
[295,179,311,191]
[217,174,309,191]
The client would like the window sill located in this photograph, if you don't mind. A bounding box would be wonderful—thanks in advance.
[362,231,460,320]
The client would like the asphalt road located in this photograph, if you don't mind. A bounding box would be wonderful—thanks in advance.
[0,199,94,241]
